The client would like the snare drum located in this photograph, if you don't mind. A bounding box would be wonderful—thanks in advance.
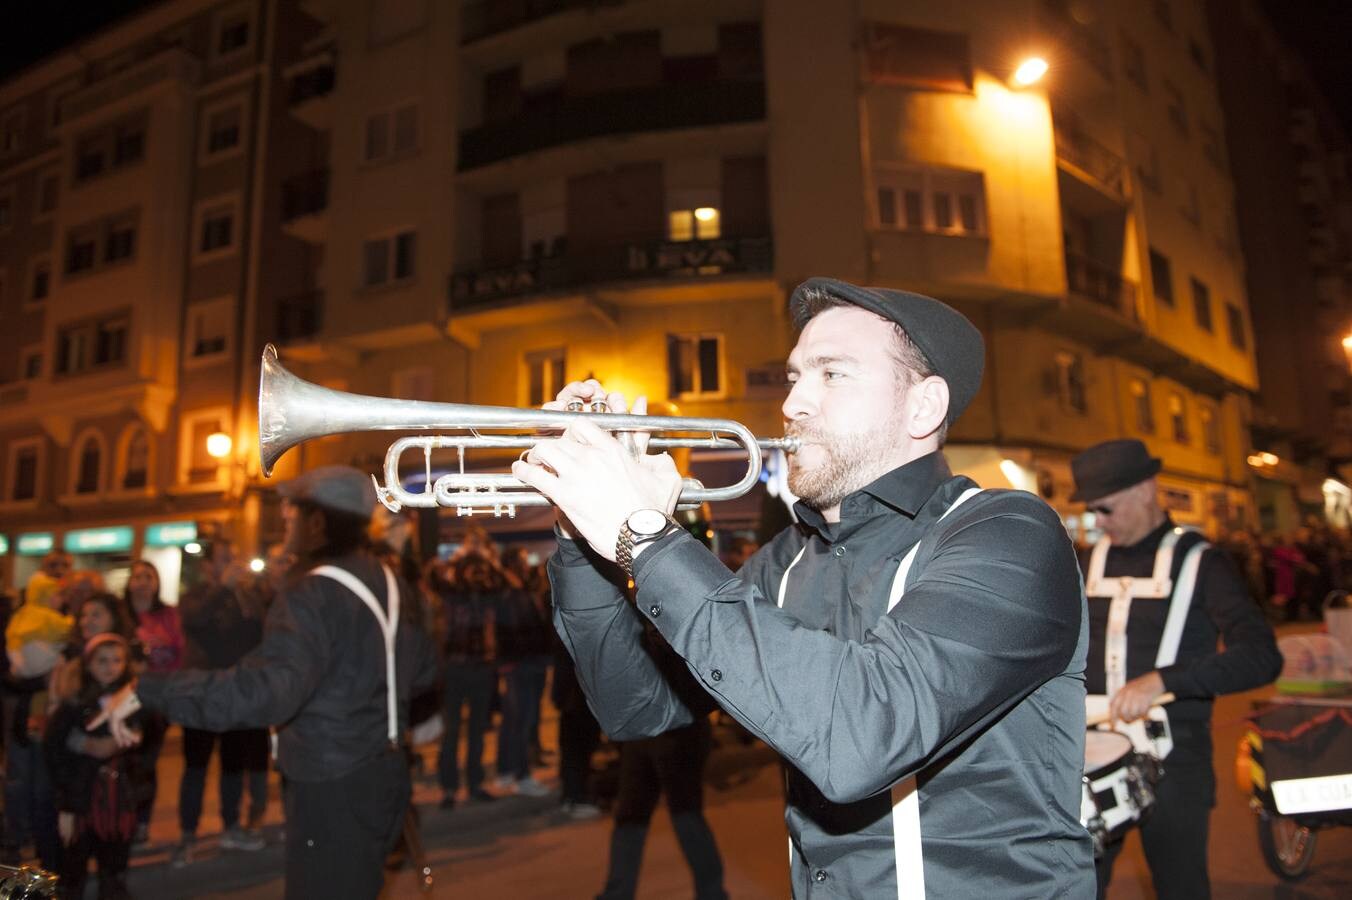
[1081,731,1158,857]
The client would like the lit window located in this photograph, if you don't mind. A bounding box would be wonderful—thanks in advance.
[525,348,566,407]
[872,166,985,236]
[1055,351,1087,415]
[1169,392,1189,443]
[1130,378,1154,433]
[363,230,418,287]
[668,333,723,398]
[667,207,721,242]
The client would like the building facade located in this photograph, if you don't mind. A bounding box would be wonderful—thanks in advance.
[0,0,1296,593]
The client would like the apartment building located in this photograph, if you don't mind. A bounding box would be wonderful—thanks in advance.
[1207,0,1352,532]
[0,0,1277,589]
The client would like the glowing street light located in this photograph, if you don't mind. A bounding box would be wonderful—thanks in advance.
[206,431,233,459]
[1012,57,1048,87]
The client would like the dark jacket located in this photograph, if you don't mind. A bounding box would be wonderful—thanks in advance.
[138,552,439,782]
[179,582,265,671]
[552,453,1095,898]
[44,698,153,816]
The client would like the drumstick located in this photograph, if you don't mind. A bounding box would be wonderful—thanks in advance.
[1085,692,1176,728]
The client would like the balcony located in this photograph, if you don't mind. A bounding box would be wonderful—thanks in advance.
[275,291,323,345]
[458,80,765,170]
[1054,118,1127,202]
[280,169,329,244]
[461,0,623,44]
[286,53,335,131]
[1065,251,1138,322]
[449,235,773,311]
[58,48,200,128]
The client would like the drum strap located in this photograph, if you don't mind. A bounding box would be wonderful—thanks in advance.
[312,564,401,745]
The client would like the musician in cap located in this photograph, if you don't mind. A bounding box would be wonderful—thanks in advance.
[92,465,438,899]
[515,277,1095,897]
[1071,439,1281,899]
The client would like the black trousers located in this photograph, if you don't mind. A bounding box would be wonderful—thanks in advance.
[598,719,726,900]
[1096,756,1215,900]
[60,829,130,900]
[283,749,409,900]
[558,704,601,804]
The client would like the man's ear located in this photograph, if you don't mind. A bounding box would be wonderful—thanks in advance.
[906,376,950,440]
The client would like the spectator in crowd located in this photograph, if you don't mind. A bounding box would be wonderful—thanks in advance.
[551,631,601,820]
[170,543,271,866]
[123,559,183,845]
[45,633,152,900]
[434,552,502,809]
[495,547,553,797]
[50,593,136,705]
[1267,532,1312,621]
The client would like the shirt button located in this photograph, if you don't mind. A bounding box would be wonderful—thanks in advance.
[648,605,660,617]
[710,669,723,682]
[833,546,845,557]
[813,868,828,882]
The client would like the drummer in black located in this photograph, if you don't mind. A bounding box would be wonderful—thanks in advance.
[1071,439,1282,899]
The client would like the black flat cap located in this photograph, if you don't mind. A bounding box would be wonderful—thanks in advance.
[1070,439,1162,503]
[278,465,377,518]
[788,277,985,424]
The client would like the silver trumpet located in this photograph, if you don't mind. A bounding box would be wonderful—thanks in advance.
[0,864,58,899]
[258,344,798,516]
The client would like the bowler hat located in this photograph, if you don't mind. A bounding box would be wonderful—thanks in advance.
[1070,439,1162,503]
[788,277,984,424]
[278,465,376,518]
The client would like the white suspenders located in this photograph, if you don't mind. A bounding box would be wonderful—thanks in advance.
[1083,528,1208,759]
[776,486,984,900]
[312,564,402,745]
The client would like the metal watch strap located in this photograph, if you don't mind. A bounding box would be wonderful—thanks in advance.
[616,515,681,579]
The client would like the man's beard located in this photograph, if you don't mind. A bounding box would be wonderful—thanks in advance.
[786,414,903,510]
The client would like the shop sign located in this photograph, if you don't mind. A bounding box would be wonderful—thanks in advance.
[64,526,134,554]
[145,521,197,547]
[16,533,54,556]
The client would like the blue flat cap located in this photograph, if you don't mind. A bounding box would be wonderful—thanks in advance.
[278,465,376,518]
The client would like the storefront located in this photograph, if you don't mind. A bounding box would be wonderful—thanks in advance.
[10,532,57,595]
[64,526,136,596]
[141,520,199,606]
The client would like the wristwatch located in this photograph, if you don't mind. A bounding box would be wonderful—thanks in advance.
[616,509,681,578]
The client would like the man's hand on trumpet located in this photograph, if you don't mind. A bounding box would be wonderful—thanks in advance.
[515,380,683,563]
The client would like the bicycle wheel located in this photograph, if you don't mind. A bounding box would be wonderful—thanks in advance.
[1257,810,1317,880]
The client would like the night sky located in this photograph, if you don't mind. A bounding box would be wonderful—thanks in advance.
[0,1,1349,136]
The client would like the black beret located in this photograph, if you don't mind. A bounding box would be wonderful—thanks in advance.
[1070,439,1162,503]
[788,277,985,424]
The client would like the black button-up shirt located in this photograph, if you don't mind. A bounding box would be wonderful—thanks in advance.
[552,452,1095,897]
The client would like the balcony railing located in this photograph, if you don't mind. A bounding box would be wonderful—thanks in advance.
[461,0,624,44]
[449,235,773,310]
[1054,123,1127,199]
[276,291,323,344]
[281,169,329,222]
[289,62,335,107]
[1066,251,1137,321]
[458,79,765,170]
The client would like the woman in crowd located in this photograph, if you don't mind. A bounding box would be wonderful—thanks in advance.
[50,593,136,705]
[122,560,183,845]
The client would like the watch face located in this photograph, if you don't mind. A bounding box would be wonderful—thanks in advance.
[627,509,669,536]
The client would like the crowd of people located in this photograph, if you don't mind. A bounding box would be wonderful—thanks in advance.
[1206,519,1352,623]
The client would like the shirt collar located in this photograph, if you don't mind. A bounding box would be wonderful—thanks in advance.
[794,451,953,532]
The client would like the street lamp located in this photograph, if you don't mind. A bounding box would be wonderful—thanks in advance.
[1012,57,1048,87]
[206,431,233,459]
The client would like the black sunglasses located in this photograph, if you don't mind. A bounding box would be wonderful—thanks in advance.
[1087,504,1114,517]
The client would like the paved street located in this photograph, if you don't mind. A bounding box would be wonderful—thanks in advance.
[107,623,1349,898]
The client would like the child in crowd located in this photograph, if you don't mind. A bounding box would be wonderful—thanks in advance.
[45,633,151,900]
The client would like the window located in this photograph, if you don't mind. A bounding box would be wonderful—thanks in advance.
[73,113,147,183]
[179,409,229,486]
[525,348,566,407]
[193,196,240,261]
[363,102,419,163]
[200,98,245,161]
[95,318,127,367]
[0,107,23,157]
[66,225,98,275]
[28,256,51,304]
[0,185,12,233]
[104,215,137,264]
[119,426,149,490]
[64,212,139,276]
[862,22,971,93]
[668,333,723,399]
[668,207,721,241]
[213,4,253,61]
[1200,405,1221,454]
[1149,248,1174,306]
[72,432,104,495]
[1225,302,1247,350]
[873,166,985,236]
[46,78,77,136]
[113,121,144,166]
[55,313,128,375]
[1130,378,1155,433]
[1163,80,1187,135]
[20,346,42,380]
[186,298,232,362]
[6,439,41,502]
[75,134,107,181]
[1121,33,1147,91]
[35,171,58,220]
[1179,178,1201,227]
[1055,351,1087,415]
[1191,277,1212,331]
[1168,392,1189,443]
[362,230,417,287]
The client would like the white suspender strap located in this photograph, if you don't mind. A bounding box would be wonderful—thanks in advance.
[1096,528,1187,695]
[1155,542,1207,668]
[1084,537,1112,595]
[887,487,983,613]
[312,564,401,744]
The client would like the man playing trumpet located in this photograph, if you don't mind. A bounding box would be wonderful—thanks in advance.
[515,277,1096,897]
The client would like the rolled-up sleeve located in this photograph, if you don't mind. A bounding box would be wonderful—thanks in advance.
[632,493,1084,804]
